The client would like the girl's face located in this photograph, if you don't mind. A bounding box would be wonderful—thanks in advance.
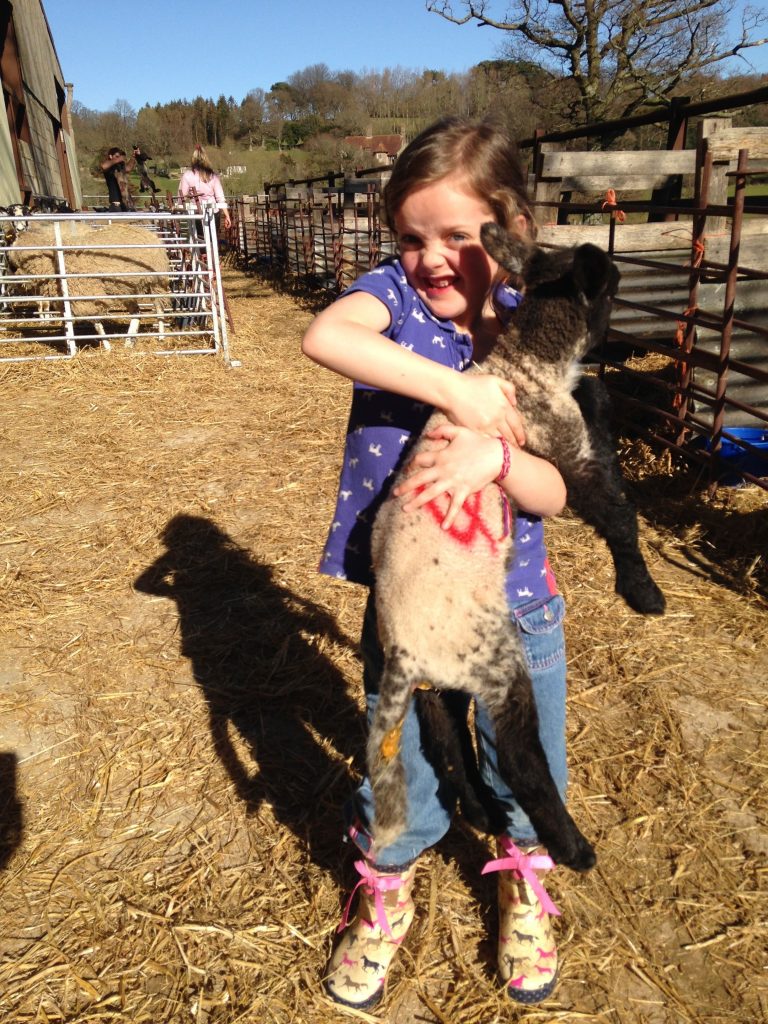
[394,175,522,334]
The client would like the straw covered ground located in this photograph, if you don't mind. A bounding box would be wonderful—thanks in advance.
[0,260,766,1024]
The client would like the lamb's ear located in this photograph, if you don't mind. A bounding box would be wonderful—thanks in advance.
[480,222,531,274]
[522,246,576,288]
[573,244,621,300]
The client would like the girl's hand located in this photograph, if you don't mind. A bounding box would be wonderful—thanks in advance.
[444,374,526,448]
[395,424,568,524]
[393,424,503,529]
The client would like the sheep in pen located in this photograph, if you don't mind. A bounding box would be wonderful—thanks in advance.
[5,220,172,351]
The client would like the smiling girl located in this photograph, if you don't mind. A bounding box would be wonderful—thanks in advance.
[302,118,572,1010]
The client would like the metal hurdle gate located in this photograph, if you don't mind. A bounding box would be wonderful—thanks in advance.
[0,210,231,364]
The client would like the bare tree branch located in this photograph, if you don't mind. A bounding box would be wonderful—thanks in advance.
[426,0,768,125]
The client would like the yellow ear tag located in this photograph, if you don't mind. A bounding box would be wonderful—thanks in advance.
[380,722,403,760]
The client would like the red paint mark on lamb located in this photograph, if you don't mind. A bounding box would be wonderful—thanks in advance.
[423,489,508,554]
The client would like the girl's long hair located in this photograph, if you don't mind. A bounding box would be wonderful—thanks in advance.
[190,144,215,183]
[383,117,536,239]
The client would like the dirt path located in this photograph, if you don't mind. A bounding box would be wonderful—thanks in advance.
[0,263,765,1023]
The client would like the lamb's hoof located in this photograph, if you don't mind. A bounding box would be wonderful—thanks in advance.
[617,575,666,615]
[548,832,596,873]
[571,840,597,873]
[460,796,508,836]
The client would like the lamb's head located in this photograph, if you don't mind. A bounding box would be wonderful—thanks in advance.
[480,222,620,365]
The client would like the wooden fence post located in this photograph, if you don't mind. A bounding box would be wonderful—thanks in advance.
[649,95,690,222]
[698,117,733,235]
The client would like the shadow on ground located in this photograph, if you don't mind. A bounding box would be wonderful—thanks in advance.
[620,459,767,600]
[222,253,332,315]
[0,752,23,870]
[135,513,365,880]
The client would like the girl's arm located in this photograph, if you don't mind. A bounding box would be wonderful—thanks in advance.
[212,176,232,228]
[302,292,525,445]
[395,423,566,529]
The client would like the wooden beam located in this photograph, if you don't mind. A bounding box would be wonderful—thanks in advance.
[540,150,696,178]
[543,173,689,191]
[536,219,768,261]
[706,127,768,162]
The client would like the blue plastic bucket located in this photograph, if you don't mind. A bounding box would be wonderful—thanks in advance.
[706,427,768,485]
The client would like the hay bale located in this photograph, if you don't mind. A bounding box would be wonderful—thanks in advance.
[7,220,171,319]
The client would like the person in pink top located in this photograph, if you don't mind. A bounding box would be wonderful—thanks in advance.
[178,144,231,236]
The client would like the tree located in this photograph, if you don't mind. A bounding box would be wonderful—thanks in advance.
[191,97,208,144]
[213,96,231,147]
[99,99,137,151]
[155,100,195,153]
[426,0,768,125]
[135,106,164,157]
[70,102,103,154]
[264,82,302,149]
[236,89,267,148]
[466,60,571,135]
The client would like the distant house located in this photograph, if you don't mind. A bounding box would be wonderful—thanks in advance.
[224,165,247,177]
[1,0,82,209]
[343,132,404,166]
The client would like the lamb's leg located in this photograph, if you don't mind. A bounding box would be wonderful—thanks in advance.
[367,654,418,849]
[572,377,665,615]
[414,688,507,834]
[487,657,596,872]
[565,457,665,615]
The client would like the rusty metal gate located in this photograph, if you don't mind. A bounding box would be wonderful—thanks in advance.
[228,154,767,492]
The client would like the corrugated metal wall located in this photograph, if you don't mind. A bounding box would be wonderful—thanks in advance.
[0,117,16,206]
[1,0,81,207]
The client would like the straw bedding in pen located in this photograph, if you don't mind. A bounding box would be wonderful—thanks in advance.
[0,259,765,1024]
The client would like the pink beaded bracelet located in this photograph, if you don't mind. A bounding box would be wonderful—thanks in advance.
[496,437,511,482]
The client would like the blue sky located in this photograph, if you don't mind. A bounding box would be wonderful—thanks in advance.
[44,0,768,113]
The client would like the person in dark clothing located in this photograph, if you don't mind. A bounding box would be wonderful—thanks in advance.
[100,147,136,211]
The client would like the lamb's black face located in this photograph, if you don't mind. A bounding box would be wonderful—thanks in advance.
[573,243,620,301]
[480,222,621,357]
[481,223,619,298]
[573,243,621,351]
[584,285,615,352]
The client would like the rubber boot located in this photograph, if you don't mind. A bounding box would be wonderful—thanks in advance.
[325,858,417,1010]
[482,837,560,1004]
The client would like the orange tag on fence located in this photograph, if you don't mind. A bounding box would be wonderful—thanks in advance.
[602,188,626,223]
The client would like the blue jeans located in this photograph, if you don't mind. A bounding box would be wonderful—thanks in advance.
[349,591,568,869]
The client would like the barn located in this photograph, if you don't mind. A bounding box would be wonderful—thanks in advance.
[343,131,404,165]
[0,0,81,209]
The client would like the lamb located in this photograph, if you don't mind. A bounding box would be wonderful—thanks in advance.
[368,224,665,872]
[6,219,170,349]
